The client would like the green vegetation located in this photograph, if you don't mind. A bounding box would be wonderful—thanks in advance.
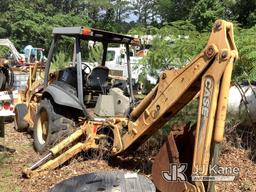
[0,153,20,192]
[0,0,255,80]
[233,26,256,81]
[0,153,13,166]
[51,51,70,71]
[0,47,9,58]
[88,44,103,64]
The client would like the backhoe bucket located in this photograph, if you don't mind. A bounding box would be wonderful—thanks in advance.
[152,124,197,192]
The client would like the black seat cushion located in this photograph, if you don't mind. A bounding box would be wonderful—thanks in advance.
[86,66,109,90]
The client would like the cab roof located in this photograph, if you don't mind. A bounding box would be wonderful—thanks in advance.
[52,27,140,46]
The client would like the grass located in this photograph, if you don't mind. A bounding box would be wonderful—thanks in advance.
[0,152,20,192]
[2,167,13,177]
[0,166,20,192]
[0,181,21,192]
[240,180,254,191]
[0,153,13,167]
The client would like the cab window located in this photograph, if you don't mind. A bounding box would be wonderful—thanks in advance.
[106,51,115,61]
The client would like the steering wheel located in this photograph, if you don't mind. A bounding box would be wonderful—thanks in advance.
[82,63,92,75]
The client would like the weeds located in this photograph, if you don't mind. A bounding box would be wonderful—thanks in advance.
[240,180,255,191]
[0,153,13,167]
[225,113,256,161]
[51,51,70,71]
[0,154,17,192]
[2,167,13,177]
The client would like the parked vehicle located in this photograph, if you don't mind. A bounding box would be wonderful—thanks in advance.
[14,26,140,153]
[0,39,23,137]
[14,62,44,132]
[0,39,25,66]
[25,20,239,192]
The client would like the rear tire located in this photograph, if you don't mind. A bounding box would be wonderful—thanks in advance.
[14,104,29,132]
[33,99,74,154]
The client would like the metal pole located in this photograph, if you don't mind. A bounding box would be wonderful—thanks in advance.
[102,42,108,66]
[44,36,56,87]
[75,37,92,120]
[125,44,135,105]
[29,152,52,170]
[76,37,84,104]
[72,39,76,67]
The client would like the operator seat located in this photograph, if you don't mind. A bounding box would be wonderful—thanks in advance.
[86,66,109,92]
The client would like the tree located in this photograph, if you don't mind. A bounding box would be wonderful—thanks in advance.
[158,0,196,22]
[45,0,85,14]
[232,26,256,81]
[131,0,159,26]
[129,20,208,79]
[112,0,131,23]
[189,0,226,31]
[229,0,256,27]
[83,0,111,24]
[0,0,88,52]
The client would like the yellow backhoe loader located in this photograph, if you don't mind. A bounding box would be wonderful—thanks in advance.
[24,19,238,192]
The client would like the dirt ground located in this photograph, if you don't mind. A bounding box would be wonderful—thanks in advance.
[0,122,256,192]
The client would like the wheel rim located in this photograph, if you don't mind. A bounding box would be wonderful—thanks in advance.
[37,109,49,145]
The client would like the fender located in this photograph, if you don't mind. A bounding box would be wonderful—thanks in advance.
[42,84,83,111]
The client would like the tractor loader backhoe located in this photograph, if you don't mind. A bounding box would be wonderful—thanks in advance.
[24,20,238,192]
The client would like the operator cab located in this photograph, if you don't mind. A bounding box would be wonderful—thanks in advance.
[44,27,140,119]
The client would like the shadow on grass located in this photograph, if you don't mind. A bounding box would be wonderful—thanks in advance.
[0,145,16,153]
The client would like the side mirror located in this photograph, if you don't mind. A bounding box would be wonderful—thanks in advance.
[120,54,126,65]
[121,53,125,59]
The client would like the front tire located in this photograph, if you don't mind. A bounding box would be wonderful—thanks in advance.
[14,103,29,132]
